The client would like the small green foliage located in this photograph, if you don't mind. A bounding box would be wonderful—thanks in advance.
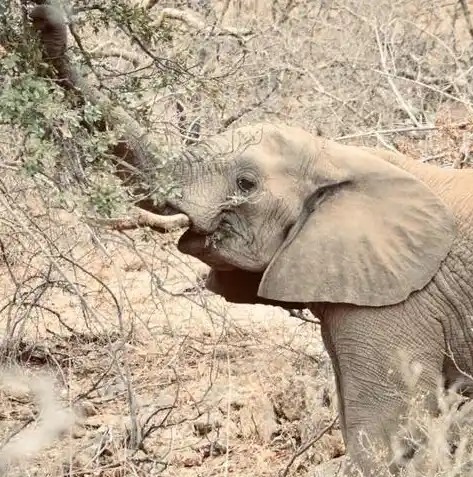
[82,102,105,125]
[87,178,126,217]
[0,0,203,223]
[76,0,173,46]
[22,134,61,177]
[0,67,62,135]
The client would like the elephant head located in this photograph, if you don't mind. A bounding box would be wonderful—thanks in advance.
[163,123,456,309]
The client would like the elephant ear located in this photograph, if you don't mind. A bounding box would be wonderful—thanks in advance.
[205,269,306,309]
[258,142,456,307]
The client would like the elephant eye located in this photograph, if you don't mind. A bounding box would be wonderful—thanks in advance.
[237,176,257,194]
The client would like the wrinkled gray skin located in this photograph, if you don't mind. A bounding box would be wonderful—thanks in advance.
[26,4,473,476]
[164,124,473,476]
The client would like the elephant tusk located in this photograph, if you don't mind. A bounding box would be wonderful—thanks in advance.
[84,207,190,233]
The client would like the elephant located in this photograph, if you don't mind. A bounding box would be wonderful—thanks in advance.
[23,4,473,475]
[155,123,473,475]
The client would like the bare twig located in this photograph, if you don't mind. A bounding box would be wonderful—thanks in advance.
[453,132,473,168]
[421,153,447,163]
[285,63,396,150]
[374,24,421,127]
[371,68,473,107]
[221,78,280,130]
[278,0,297,24]
[288,309,320,325]
[216,0,232,27]
[176,99,201,145]
[336,123,469,141]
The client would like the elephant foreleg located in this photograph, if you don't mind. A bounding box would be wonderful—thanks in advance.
[316,304,446,476]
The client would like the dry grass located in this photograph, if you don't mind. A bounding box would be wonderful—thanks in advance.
[1,0,473,475]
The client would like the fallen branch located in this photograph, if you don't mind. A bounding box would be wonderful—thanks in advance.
[84,206,190,232]
[88,47,142,68]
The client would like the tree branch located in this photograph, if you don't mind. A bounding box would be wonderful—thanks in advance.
[27,3,173,212]
[221,78,280,130]
[374,25,421,128]
[148,6,253,38]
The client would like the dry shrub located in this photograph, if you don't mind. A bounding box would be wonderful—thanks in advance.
[396,104,473,168]
[401,388,473,476]
[1,0,473,476]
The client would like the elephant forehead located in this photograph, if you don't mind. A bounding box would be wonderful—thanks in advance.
[203,124,286,152]
[205,127,273,155]
[195,134,284,170]
[194,123,316,178]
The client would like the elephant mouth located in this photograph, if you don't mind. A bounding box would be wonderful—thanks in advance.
[177,229,236,270]
[158,203,186,217]
[162,200,236,270]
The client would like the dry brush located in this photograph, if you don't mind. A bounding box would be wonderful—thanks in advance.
[0,0,473,476]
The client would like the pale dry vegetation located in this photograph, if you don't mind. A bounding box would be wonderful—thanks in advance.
[0,0,473,476]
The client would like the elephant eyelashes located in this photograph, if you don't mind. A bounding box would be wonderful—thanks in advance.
[237,176,257,194]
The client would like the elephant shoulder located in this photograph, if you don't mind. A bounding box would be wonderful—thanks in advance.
[403,166,473,238]
[432,170,473,235]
